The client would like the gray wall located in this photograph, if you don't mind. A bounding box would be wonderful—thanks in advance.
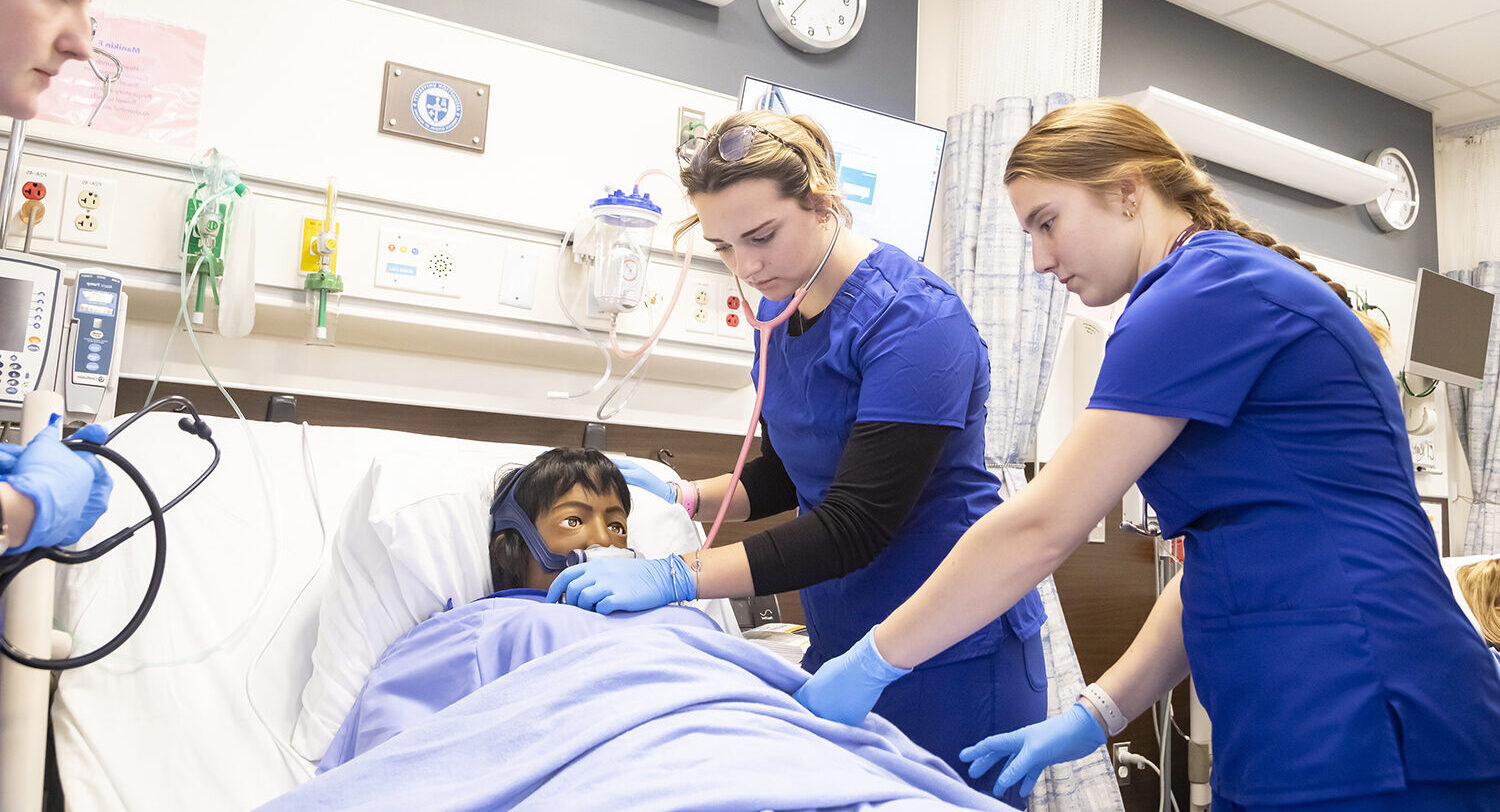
[379,0,919,118]
[1101,0,1436,279]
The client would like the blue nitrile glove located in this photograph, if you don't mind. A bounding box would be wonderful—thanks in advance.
[4,419,113,554]
[612,458,678,505]
[961,701,1106,799]
[545,555,695,614]
[792,625,911,725]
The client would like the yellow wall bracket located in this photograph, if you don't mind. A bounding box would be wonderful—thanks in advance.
[300,218,340,273]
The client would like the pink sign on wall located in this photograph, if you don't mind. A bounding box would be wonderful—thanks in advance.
[35,16,206,148]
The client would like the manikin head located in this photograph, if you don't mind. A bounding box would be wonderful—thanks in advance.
[488,448,631,593]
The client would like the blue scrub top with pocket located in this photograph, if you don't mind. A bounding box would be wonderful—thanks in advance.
[1090,231,1500,807]
[752,241,1045,670]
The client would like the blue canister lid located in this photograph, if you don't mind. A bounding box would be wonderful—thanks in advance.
[590,188,662,216]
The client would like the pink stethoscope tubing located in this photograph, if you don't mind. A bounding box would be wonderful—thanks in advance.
[699,216,842,551]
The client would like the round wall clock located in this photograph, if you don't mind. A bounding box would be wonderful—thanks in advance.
[1365,147,1420,232]
[757,0,866,54]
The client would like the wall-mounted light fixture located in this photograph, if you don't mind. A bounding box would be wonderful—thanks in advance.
[1121,87,1396,206]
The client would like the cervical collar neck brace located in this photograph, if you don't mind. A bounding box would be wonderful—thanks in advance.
[490,464,568,572]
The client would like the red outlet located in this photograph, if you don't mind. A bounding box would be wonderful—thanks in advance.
[726,295,741,310]
[21,182,46,200]
[726,313,740,328]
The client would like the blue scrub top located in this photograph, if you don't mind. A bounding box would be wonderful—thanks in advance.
[753,241,1045,670]
[1090,231,1500,806]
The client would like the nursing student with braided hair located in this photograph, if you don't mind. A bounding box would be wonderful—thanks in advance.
[794,99,1500,811]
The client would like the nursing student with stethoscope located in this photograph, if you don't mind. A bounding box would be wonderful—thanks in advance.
[794,99,1500,811]
[0,0,114,559]
[546,109,1048,802]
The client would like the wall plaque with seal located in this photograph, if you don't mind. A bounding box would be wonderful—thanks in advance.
[378,61,490,153]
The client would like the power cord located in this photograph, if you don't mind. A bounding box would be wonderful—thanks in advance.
[1116,747,1181,812]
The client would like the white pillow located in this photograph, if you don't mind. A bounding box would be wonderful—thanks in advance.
[291,447,736,761]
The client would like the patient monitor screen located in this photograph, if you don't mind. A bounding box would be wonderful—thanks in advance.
[1407,269,1493,387]
[0,277,31,352]
[740,77,946,262]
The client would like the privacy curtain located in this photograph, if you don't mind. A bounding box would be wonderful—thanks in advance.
[938,2,1122,809]
[1438,128,1500,556]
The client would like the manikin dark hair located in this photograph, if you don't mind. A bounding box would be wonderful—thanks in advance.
[487,448,631,592]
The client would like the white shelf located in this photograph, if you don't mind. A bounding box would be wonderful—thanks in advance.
[1121,87,1396,206]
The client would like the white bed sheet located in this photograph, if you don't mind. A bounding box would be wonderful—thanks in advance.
[49,414,737,811]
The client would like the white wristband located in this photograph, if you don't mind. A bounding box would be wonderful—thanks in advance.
[1080,683,1129,737]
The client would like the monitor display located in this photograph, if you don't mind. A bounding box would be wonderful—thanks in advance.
[1405,268,1495,389]
[0,277,31,352]
[739,77,945,262]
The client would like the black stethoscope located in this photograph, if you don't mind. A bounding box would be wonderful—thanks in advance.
[0,396,219,670]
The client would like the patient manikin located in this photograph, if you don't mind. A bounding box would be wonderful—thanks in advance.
[487,447,644,591]
[316,448,721,772]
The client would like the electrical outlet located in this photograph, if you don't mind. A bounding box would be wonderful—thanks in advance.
[58,175,116,248]
[1112,742,1132,786]
[6,166,66,245]
[717,285,752,340]
[686,279,715,334]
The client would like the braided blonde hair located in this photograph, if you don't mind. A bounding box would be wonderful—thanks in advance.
[674,110,850,247]
[1458,559,1500,647]
[1004,100,1389,347]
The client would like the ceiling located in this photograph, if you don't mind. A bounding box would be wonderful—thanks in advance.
[1167,0,1500,131]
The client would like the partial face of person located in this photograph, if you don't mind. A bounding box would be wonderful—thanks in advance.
[0,0,93,120]
[694,177,830,301]
[536,484,628,557]
[1009,176,1142,307]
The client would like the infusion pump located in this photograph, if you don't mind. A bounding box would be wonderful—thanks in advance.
[0,249,127,425]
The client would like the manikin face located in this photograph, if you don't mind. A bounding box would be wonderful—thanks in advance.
[0,0,93,120]
[1009,176,1143,307]
[693,177,830,301]
[524,484,629,590]
[536,484,628,558]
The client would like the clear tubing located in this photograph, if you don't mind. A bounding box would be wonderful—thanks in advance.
[699,218,842,551]
[75,254,279,669]
[607,169,694,361]
[548,228,614,400]
[591,169,695,419]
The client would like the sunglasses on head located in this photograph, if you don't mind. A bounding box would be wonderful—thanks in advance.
[677,124,798,173]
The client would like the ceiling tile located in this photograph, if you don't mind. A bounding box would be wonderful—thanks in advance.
[1289,0,1500,46]
[1427,90,1500,127]
[1388,12,1500,87]
[1333,50,1459,103]
[1167,0,1264,16]
[1226,3,1368,62]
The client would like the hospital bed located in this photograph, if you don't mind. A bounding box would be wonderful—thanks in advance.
[37,411,1012,811]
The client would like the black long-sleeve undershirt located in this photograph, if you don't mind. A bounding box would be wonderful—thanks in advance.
[737,419,955,596]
